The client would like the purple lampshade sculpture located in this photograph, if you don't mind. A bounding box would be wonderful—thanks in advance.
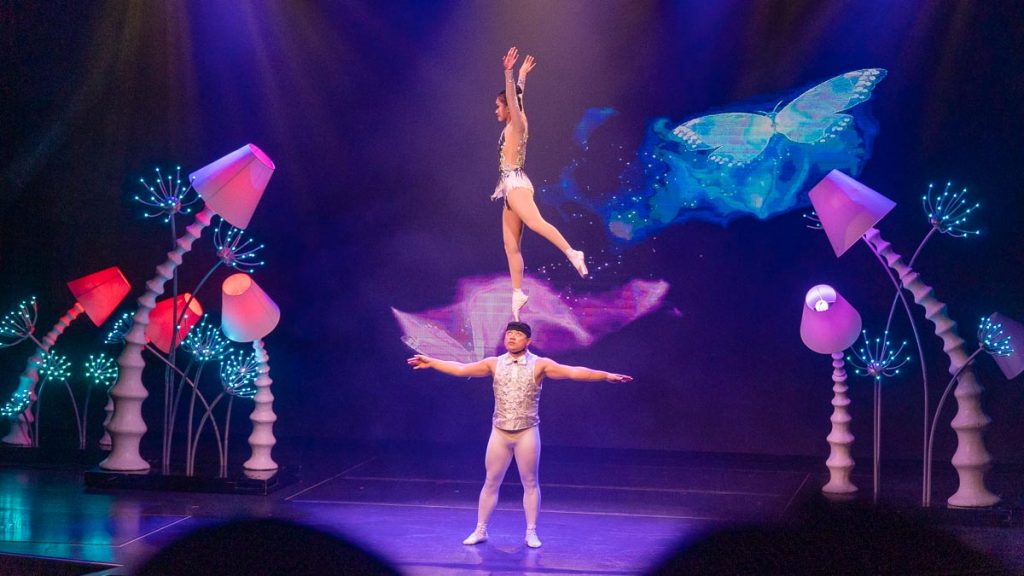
[102,144,274,472]
[3,266,131,447]
[800,284,862,495]
[221,273,280,471]
[809,169,998,507]
[989,313,1024,380]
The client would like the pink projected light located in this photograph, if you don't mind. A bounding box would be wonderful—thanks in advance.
[393,275,669,361]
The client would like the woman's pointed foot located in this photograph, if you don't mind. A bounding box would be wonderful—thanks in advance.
[512,289,529,321]
[565,249,588,278]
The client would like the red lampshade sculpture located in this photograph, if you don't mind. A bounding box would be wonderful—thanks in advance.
[102,144,274,472]
[144,295,204,354]
[2,266,131,446]
[221,273,281,471]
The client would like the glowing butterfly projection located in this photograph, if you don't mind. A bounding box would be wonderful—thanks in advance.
[393,275,669,362]
[674,69,886,166]
[543,69,887,242]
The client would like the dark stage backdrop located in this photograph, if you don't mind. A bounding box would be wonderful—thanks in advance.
[2,1,1024,464]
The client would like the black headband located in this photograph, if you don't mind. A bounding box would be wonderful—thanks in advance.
[505,321,532,338]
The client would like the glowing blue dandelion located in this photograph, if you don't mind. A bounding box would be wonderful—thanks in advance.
[922,181,980,238]
[978,317,1013,357]
[0,390,31,418]
[84,354,118,389]
[213,218,266,273]
[133,166,201,222]
[220,350,259,398]
[847,330,912,381]
[803,211,823,230]
[0,297,39,349]
[105,312,134,345]
[38,351,72,382]
[182,317,230,362]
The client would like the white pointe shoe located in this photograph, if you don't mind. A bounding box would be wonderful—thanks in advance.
[463,526,488,545]
[566,249,588,278]
[525,528,542,548]
[512,290,529,321]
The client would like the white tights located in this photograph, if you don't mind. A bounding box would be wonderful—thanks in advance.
[476,425,541,528]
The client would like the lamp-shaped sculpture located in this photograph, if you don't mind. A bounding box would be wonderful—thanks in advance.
[800,284,862,495]
[144,295,204,354]
[989,313,1024,381]
[3,267,130,446]
[809,169,998,507]
[102,144,274,471]
[221,273,280,471]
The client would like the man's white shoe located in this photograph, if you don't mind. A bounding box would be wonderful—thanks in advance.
[512,290,529,321]
[565,249,589,278]
[463,526,488,545]
[525,528,542,548]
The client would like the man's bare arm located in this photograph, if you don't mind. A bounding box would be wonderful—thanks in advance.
[408,355,494,378]
[539,358,633,383]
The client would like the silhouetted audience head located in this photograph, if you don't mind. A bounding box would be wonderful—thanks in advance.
[136,518,398,575]
[653,499,1010,575]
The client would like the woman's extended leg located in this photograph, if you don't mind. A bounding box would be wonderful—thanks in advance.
[513,426,543,548]
[465,427,515,544]
[503,204,530,320]
[502,204,525,290]
[506,188,588,277]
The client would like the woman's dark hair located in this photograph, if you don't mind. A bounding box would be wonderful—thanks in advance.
[498,85,524,110]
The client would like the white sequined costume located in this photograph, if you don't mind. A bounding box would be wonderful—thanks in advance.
[491,351,541,431]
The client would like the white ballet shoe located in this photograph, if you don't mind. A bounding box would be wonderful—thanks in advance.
[463,525,488,545]
[565,249,588,278]
[512,290,529,321]
[525,528,542,548]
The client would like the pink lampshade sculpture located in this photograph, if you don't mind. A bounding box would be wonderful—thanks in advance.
[799,284,862,495]
[102,144,274,472]
[190,144,276,230]
[3,266,131,446]
[221,273,280,471]
[144,294,204,354]
[808,170,998,507]
[808,170,895,258]
[989,313,1024,380]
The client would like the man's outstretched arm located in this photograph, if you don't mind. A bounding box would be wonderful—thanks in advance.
[538,358,633,383]
[407,355,494,378]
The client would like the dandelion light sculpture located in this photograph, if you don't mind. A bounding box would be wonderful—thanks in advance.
[221,273,280,471]
[799,284,862,495]
[847,330,911,502]
[2,267,130,447]
[85,354,119,450]
[102,144,274,472]
[809,169,999,507]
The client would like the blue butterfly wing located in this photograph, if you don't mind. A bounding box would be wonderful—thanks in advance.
[672,113,775,166]
[775,68,887,144]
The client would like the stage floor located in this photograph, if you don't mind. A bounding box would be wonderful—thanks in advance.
[0,443,1022,574]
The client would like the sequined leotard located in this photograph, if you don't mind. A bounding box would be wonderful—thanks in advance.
[492,73,534,203]
[492,352,542,431]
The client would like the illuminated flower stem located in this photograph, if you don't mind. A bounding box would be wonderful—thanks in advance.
[144,343,223,473]
[102,206,215,472]
[864,228,997,508]
[2,303,85,447]
[872,242,930,506]
[189,391,227,477]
